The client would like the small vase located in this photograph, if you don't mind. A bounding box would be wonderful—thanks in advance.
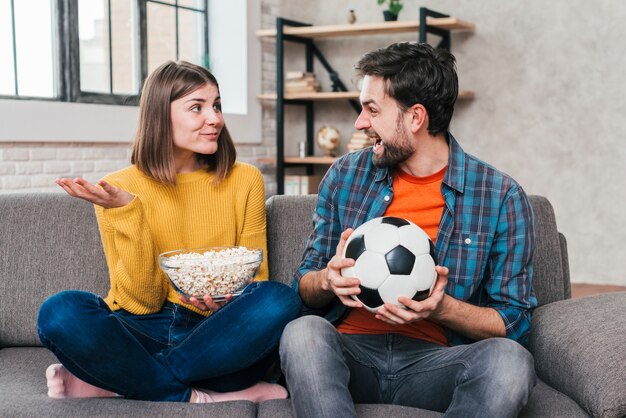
[383,11,398,21]
[348,9,356,24]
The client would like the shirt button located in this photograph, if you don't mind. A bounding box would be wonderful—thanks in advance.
[384,195,390,202]
[464,238,472,245]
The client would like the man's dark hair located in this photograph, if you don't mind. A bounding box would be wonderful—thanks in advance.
[355,42,458,136]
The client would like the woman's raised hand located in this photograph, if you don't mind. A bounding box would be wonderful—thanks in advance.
[56,178,133,209]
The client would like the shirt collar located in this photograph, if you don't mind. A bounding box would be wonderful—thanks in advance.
[370,151,391,183]
[368,132,466,191]
[443,132,465,193]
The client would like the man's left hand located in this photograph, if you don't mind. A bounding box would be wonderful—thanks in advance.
[375,266,449,325]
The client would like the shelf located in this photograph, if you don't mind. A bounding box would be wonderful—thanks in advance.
[261,10,475,194]
[285,156,337,165]
[258,90,475,101]
[256,156,338,165]
[258,91,360,101]
[256,18,474,39]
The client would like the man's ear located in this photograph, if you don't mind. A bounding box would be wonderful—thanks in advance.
[408,104,428,133]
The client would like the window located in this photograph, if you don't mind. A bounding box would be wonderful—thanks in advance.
[0,0,57,98]
[0,0,208,105]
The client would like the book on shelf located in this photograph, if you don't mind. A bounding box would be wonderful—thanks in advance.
[285,71,315,80]
[285,78,319,88]
[284,71,320,94]
[284,175,324,195]
[285,84,321,94]
[346,131,372,152]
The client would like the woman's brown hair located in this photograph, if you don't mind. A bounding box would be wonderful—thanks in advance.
[131,61,236,185]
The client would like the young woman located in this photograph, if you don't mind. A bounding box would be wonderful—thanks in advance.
[37,61,301,403]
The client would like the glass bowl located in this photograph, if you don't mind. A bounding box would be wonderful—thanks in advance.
[159,246,263,302]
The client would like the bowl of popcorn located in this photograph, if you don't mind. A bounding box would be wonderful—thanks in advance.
[159,246,263,302]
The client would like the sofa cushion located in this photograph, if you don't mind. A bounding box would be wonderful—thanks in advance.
[0,347,257,417]
[265,195,317,286]
[256,380,588,417]
[528,292,626,418]
[257,398,443,417]
[520,380,588,418]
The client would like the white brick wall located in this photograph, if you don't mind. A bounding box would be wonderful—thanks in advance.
[0,142,132,194]
[0,138,277,195]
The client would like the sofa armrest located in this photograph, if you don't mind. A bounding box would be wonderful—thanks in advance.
[528,292,626,418]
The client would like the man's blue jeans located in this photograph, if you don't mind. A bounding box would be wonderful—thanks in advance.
[280,315,536,418]
[37,281,301,402]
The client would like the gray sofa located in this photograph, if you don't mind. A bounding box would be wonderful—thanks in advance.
[0,193,624,417]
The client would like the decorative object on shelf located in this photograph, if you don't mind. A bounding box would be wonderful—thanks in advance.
[285,71,320,94]
[378,0,403,21]
[348,9,357,24]
[316,126,341,157]
[347,131,371,152]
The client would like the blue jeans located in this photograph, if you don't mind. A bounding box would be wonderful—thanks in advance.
[280,316,536,418]
[37,281,301,402]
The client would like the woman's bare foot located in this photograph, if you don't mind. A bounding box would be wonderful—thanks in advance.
[190,382,288,403]
[46,364,117,399]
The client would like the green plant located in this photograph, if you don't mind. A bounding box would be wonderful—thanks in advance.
[377,0,403,16]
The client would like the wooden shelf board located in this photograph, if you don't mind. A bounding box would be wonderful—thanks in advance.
[285,156,337,165]
[257,156,338,165]
[256,18,474,39]
[258,90,474,101]
[258,91,359,101]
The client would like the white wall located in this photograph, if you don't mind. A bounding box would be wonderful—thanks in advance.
[0,100,138,142]
[271,0,626,286]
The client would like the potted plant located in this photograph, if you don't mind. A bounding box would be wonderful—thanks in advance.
[378,0,403,21]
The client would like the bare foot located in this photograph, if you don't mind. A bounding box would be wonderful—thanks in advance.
[46,364,117,399]
[191,382,288,403]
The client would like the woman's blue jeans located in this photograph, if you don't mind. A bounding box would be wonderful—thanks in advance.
[37,281,301,402]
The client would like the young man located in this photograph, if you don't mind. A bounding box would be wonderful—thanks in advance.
[279,42,538,418]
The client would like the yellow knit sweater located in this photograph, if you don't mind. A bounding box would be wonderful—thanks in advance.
[94,162,268,316]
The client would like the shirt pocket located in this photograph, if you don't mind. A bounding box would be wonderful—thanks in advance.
[444,231,492,296]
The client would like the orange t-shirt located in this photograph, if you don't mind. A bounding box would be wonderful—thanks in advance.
[337,165,449,346]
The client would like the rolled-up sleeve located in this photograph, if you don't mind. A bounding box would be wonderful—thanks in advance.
[293,166,341,291]
[486,185,538,344]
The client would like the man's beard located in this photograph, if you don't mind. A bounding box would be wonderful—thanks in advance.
[370,113,415,168]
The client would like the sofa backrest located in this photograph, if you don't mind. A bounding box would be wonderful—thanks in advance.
[0,193,109,347]
[0,193,569,348]
[528,195,571,304]
[265,194,571,306]
[265,194,318,286]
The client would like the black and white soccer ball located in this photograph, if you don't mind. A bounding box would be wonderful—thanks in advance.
[340,216,438,312]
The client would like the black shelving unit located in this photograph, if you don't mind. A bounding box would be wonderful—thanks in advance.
[271,8,464,194]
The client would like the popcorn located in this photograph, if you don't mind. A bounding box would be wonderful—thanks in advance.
[160,247,262,299]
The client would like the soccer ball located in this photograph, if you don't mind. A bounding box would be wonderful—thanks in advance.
[340,216,438,312]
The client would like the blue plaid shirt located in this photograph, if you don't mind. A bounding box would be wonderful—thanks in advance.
[294,134,538,346]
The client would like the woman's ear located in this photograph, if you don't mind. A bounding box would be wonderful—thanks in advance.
[408,103,428,133]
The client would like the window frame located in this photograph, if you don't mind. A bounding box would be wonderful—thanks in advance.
[1,0,209,106]
[0,1,263,144]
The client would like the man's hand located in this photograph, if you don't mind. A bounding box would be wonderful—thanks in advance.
[375,265,449,324]
[299,228,365,309]
[56,177,133,209]
[320,228,363,308]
